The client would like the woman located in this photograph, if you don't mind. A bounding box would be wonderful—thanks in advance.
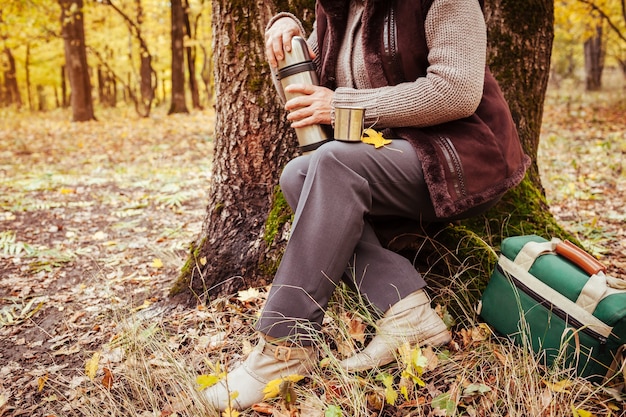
[204,0,530,411]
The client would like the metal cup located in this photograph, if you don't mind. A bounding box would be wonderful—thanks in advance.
[334,107,365,142]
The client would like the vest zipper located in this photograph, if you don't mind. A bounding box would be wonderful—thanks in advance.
[383,4,402,81]
[434,136,467,198]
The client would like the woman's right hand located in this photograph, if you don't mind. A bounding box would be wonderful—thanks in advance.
[265,17,312,68]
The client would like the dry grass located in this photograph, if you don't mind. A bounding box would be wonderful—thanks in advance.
[45,246,625,417]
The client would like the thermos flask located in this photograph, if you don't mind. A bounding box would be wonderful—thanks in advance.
[276,36,331,153]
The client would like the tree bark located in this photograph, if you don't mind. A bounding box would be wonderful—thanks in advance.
[3,47,22,108]
[168,0,189,114]
[59,0,95,122]
[173,0,568,304]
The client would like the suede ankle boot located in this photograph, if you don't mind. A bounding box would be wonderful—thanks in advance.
[339,289,451,372]
[203,335,316,411]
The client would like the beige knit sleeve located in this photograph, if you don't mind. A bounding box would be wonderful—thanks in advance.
[332,0,487,129]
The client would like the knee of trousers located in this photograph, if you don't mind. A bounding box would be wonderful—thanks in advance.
[279,157,308,209]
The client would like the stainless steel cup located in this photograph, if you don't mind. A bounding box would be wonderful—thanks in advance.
[334,107,365,142]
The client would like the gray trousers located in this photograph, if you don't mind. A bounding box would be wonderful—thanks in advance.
[255,139,492,343]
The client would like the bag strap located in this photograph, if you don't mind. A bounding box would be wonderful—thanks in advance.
[513,238,625,313]
[512,239,558,272]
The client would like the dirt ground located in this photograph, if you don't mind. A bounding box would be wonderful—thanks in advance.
[0,86,625,415]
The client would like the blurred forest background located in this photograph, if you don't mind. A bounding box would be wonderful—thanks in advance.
[0,0,624,119]
[1,0,213,119]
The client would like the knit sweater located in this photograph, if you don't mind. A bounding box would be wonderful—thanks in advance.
[268,0,486,130]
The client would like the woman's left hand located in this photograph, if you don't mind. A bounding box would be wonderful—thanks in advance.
[284,84,334,127]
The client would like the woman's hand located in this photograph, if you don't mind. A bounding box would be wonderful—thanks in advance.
[284,84,334,127]
[265,17,315,68]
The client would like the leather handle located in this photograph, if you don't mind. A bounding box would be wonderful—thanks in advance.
[555,239,606,275]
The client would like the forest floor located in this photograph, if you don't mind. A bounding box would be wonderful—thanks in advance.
[0,81,625,417]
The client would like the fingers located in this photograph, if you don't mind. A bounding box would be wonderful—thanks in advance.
[284,84,317,97]
[265,18,301,68]
[284,85,334,126]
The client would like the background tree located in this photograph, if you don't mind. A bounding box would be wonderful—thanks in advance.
[173,0,567,305]
[2,47,22,108]
[169,0,189,114]
[183,0,202,109]
[93,0,158,116]
[584,21,605,90]
[552,0,626,89]
[59,0,95,121]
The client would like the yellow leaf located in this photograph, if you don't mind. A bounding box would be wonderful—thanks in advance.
[262,374,304,399]
[376,372,398,405]
[361,128,392,148]
[399,343,428,374]
[196,374,222,390]
[85,351,101,381]
[38,374,48,392]
[401,385,409,401]
[200,257,207,266]
[131,299,153,312]
[571,404,594,417]
[544,379,573,393]
[151,258,163,268]
[222,407,240,417]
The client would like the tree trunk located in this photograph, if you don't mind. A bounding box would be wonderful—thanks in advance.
[168,0,189,114]
[59,0,95,122]
[584,23,604,91]
[183,0,202,109]
[26,44,33,111]
[171,0,314,299]
[61,65,69,107]
[200,44,214,106]
[173,0,568,305]
[3,47,22,108]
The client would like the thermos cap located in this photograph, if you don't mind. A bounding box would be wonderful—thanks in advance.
[277,36,311,69]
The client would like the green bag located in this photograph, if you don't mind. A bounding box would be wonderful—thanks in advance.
[479,235,626,381]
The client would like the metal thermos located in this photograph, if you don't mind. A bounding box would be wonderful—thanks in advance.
[276,36,330,153]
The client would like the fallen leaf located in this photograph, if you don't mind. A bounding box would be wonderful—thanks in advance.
[38,374,48,392]
[102,368,113,390]
[236,288,260,303]
[85,351,101,381]
[324,404,343,417]
[571,404,593,417]
[221,407,240,417]
[345,313,366,344]
[251,402,275,414]
[262,374,304,400]
[543,379,573,393]
[196,374,222,390]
